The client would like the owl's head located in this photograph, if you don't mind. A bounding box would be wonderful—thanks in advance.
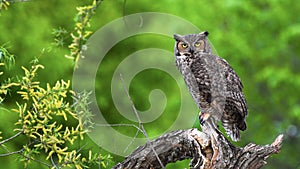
[174,31,211,57]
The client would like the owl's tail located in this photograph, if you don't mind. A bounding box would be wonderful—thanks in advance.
[225,124,240,142]
[222,120,246,142]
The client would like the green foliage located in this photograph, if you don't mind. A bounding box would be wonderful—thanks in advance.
[52,27,68,47]
[0,45,17,103]
[72,91,95,132]
[66,0,103,68]
[0,56,111,168]
[0,45,14,69]
[0,0,299,169]
[0,1,113,168]
[0,0,9,13]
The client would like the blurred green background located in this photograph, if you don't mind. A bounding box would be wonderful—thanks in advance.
[0,0,300,168]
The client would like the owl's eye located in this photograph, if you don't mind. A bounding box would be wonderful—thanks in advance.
[181,43,188,48]
[194,42,201,47]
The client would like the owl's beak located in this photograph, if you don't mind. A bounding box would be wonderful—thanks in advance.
[189,48,195,54]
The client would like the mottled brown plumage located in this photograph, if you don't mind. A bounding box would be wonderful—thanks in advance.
[174,31,248,141]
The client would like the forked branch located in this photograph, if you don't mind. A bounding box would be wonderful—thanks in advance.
[113,125,283,169]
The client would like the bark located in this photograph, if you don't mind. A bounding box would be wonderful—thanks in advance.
[112,120,283,169]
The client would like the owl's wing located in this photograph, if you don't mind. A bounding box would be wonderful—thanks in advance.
[216,56,248,141]
[217,57,248,117]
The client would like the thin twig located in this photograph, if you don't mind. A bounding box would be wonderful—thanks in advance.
[50,155,59,169]
[95,123,144,133]
[95,123,143,153]
[0,147,51,168]
[76,143,88,154]
[0,140,52,167]
[0,149,23,157]
[0,131,23,145]
[123,125,140,153]
[119,74,166,169]
[21,153,52,167]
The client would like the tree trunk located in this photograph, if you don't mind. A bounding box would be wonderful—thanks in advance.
[112,120,283,169]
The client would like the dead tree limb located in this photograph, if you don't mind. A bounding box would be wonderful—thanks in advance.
[112,122,283,169]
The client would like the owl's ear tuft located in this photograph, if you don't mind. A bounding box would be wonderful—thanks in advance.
[199,31,209,37]
[173,34,183,41]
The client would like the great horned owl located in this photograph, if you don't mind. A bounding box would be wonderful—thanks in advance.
[173,31,248,141]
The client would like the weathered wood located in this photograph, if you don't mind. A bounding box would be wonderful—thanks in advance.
[112,129,204,169]
[112,121,283,169]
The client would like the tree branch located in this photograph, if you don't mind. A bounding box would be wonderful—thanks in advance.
[112,125,283,169]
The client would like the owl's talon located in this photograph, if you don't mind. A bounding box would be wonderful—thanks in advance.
[199,117,205,125]
[199,113,210,126]
[200,118,205,126]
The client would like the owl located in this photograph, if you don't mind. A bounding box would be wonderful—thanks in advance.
[173,31,248,141]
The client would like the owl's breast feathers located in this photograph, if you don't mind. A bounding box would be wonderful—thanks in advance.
[176,54,212,110]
